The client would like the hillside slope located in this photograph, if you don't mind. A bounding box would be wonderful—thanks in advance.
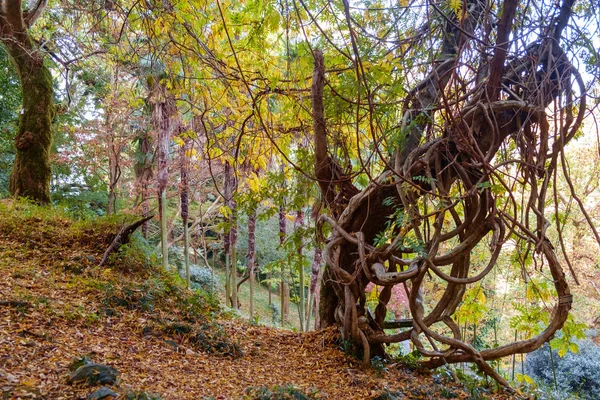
[0,201,507,399]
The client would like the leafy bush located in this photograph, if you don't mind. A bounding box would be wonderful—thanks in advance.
[525,339,600,398]
[187,264,220,292]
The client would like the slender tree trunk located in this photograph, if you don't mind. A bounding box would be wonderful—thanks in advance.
[224,162,239,309]
[279,177,289,324]
[248,208,257,320]
[231,214,238,309]
[224,162,233,307]
[180,129,191,288]
[107,118,120,215]
[308,243,323,330]
[151,82,175,270]
[134,132,153,238]
[295,210,305,331]
[1,17,53,204]
[106,66,121,215]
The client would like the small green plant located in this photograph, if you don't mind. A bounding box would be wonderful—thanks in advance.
[371,355,388,377]
[440,387,458,398]
[394,349,423,370]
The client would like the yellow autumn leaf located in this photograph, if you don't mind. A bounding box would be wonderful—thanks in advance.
[173,136,184,147]
[219,205,232,218]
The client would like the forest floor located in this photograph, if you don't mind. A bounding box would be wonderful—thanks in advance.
[0,201,512,399]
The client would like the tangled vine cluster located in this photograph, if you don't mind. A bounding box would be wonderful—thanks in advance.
[313,0,595,387]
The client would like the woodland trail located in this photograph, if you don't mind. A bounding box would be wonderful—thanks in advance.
[0,204,507,399]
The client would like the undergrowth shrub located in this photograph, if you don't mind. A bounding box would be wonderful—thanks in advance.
[187,264,220,292]
[53,188,108,219]
[108,235,157,275]
[525,339,600,399]
[268,302,281,325]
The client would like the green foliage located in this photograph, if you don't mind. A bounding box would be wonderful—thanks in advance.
[455,285,489,327]
[550,315,587,357]
[52,187,108,219]
[393,349,424,371]
[453,369,500,399]
[0,48,21,196]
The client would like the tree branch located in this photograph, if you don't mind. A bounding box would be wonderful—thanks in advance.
[486,0,518,100]
[23,0,46,27]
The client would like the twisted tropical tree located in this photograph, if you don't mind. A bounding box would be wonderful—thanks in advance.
[310,0,596,387]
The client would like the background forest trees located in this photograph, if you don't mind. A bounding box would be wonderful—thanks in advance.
[0,0,599,392]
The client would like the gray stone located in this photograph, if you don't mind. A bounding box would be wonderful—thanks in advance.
[87,387,118,400]
[68,363,118,386]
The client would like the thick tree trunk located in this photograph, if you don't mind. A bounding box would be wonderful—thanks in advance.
[2,31,53,204]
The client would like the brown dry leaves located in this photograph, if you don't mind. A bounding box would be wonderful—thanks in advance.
[0,206,505,399]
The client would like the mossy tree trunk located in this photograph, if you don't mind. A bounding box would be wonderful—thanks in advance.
[1,0,53,204]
